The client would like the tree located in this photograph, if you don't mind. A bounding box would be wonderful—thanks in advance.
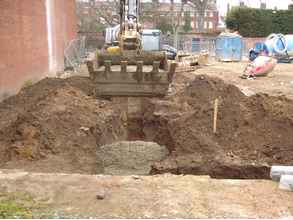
[225,7,293,37]
[169,0,185,48]
[76,0,120,33]
[95,0,120,26]
[183,11,192,32]
[185,0,209,33]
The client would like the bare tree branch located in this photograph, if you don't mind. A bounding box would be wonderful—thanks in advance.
[185,0,209,32]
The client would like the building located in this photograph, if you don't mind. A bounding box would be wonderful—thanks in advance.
[0,0,77,100]
[218,0,293,17]
[142,0,219,33]
[77,0,219,33]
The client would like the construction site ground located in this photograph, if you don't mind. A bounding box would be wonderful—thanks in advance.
[1,61,293,218]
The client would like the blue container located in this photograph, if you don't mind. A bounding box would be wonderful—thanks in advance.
[216,33,243,61]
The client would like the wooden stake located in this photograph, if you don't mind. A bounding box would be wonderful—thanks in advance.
[213,98,219,134]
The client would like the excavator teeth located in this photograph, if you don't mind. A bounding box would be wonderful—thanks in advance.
[120,61,128,79]
[134,61,143,82]
[104,60,112,79]
[168,61,177,83]
[87,51,177,97]
[151,61,161,81]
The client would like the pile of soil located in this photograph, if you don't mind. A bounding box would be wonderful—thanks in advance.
[0,77,127,174]
[1,73,293,178]
[142,75,293,178]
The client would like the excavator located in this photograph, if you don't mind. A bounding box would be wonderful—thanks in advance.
[86,0,177,97]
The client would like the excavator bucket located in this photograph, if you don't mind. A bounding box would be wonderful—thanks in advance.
[87,51,177,97]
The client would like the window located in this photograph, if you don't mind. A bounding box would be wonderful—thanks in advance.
[209,21,213,29]
[240,1,245,7]
[204,21,208,29]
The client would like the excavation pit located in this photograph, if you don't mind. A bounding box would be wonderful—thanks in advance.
[0,75,293,179]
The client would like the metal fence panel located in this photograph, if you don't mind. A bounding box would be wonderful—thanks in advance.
[64,36,87,70]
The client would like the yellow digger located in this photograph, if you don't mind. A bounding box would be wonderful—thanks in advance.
[87,0,176,97]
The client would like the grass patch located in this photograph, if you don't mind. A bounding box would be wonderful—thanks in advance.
[22,80,34,89]
[0,201,32,219]
[0,192,50,219]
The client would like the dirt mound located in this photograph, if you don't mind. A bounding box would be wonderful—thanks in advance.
[143,75,293,178]
[97,141,168,175]
[0,77,127,174]
[1,74,293,178]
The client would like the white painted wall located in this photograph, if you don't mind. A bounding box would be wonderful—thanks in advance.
[45,0,58,76]
[46,0,54,72]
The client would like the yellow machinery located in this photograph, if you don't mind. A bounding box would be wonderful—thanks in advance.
[87,0,176,97]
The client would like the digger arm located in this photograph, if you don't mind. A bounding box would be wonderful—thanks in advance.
[105,0,141,49]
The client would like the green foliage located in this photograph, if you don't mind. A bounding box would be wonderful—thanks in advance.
[96,23,106,33]
[22,79,34,89]
[226,7,293,37]
[183,11,192,33]
[0,192,34,219]
[0,201,32,219]
[0,192,50,219]
[156,17,174,34]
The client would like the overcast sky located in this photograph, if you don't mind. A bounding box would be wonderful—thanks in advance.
[78,0,292,15]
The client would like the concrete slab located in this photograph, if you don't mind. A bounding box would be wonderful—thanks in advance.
[0,170,292,218]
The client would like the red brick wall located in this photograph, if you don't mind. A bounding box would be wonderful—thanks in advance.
[0,0,49,98]
[0,0,77,100]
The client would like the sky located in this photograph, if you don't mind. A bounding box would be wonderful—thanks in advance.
[78,0,293,15]
[217,0,293,16]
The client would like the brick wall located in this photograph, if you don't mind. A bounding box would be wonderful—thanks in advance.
[0,0,48,98]
[0,0,77,100]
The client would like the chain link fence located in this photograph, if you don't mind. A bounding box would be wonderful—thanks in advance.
[162,34,264,60]
[64,34,257,71]
[64,36,87,71]
[162,34,216,57]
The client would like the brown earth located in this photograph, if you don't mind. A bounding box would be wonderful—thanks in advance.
[143,74,293,178]
[0,77,127,174]
[1,68,293,178]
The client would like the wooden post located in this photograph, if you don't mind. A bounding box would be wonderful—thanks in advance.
[213,98,219,134]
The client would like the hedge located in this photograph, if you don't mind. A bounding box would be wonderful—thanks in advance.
[226,7,293,37]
